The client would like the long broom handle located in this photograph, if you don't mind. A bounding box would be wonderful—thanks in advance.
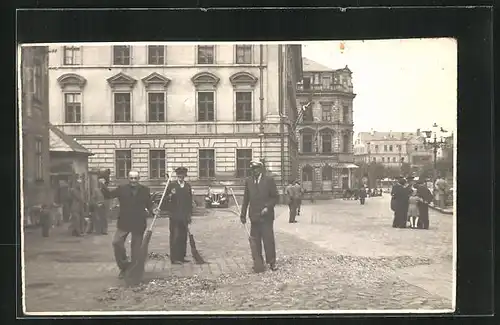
[149,172,172,231]
[229,188,251,237]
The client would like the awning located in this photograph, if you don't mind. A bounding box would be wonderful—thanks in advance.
[49,123,93,155]
[337,163,359,169]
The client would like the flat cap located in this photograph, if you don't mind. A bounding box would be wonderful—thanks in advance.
[175,166,188,175]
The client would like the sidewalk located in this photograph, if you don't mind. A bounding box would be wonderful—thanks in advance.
[428,203,453,215]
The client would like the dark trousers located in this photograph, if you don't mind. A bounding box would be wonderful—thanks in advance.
[94,205,108,234]
[112,228,144,271]
[297,199,302,214]
[62,202,70,222]
[250,219,276,265]
[360,197,366,205]
[288,199,298,222]
[417,204,430,229]
[169,219,188,262]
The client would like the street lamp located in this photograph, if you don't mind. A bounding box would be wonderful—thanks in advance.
[423,122,448,190]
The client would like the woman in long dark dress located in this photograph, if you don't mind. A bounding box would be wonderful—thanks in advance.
[391,178,411,228]
[416,180,433,229]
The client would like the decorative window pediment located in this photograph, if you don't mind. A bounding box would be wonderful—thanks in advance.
[319,127,335,134]
[229,72,258,87]
[142,72,171,90]
[57,73,87,90]
[299,127,315,134]
[191,72,220,88]
[107,72,137,89]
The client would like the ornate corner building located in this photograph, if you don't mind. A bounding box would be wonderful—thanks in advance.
[295,58,357,195]
[47,44,303,195]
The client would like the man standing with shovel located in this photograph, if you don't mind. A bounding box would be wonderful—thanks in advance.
[239,160,279,272]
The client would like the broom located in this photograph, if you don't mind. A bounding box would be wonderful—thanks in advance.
[187,224,207,264]
[229,188,265,273]
[124,173,171,286]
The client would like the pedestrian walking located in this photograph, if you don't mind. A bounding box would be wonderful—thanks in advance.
[161,166,193,265]
[68,175,85,237]
[359,185,367,205]
[239,159,279,272]
[293,180,304,216]
[407,187,422,228]
[285,180,300,223]
[91,174,109,235]
[100,170,154,279]
[391,177,411,228]
[416,179,433,229]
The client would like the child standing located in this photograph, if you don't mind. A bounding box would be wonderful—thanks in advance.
[408,187,422,228]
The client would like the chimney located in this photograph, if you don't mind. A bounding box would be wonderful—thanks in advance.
[370,128,375,136]
[416,128,420,136]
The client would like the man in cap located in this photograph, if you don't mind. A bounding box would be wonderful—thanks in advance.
[99,170,154,278]
[161,166,193,265]
[240,159,279,271]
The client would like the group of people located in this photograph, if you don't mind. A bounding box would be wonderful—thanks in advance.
[97,158,280,279]
[391,176,433,229]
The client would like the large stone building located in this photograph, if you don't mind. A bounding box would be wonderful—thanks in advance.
[295,58,357,194]
[48,44,303,196]
[20,46,52,218]
[354,130,433,173]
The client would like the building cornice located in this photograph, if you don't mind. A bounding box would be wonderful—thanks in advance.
[48,64,268,70]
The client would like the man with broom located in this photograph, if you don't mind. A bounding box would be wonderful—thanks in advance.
[240,159,279,272]
[99,170,154,279]
[160,166,193,265]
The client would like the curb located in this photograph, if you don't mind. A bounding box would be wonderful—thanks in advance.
[428,204,453,215]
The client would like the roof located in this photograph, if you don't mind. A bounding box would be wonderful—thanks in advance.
[357,131,419,142]
[302,57,334,72]
[49,123,93,155]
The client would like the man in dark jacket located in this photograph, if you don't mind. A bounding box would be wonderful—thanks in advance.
[99,170,153,278]
[391,177,411,228]
[161,167,193,265]
[416,179,433,229]
[240,159,279,272]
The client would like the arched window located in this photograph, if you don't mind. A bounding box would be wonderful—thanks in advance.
[322,164,333,181]
[302,165,313,182]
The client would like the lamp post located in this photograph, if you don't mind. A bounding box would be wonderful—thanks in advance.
[423,122,448,192]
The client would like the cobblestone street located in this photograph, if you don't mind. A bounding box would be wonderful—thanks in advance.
[23,195,454,313]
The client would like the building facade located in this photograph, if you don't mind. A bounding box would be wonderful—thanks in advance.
[48,44,302,195]
[20,46,52,216]
[354,130,433,173]
[295,58,357,193]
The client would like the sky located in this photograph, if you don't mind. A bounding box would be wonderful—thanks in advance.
[301,39,457,135]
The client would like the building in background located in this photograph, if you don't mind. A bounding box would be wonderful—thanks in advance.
[48,44,303,198]
[295,58,357,195]
[354,129,433,176]
[20,46,51,224]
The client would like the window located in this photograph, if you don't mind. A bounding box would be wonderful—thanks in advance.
[235,45,252,64]
[372,157,376,162]
[33,58,43,101]
[303,77,311,90]
[321,132,332,153]
[302,166,313,181]
[343,134,350,153]
[393,157,397,162]
[384,145,388,152]
[64,93,82,123]
[199,149,215,178]
[149,150,166,179]
[148,45,165,65]
[397,144,402,151]
[414,146,418,151]
[302,132,314,153]
[321,76,331,90]
[197,45,214,64]
[321,104,332,121]
[35,138,43,181]
[114,93,131,122]
[342,105,349,123]
[322,165,333,181]
[236,149,252,178]
[113,46,130,65]
[115,150,132,179]
[148,92,165,122]
[198,92,215,122]
[389,145,393,152]
[375,145,379,152]
[382,157,385,162]
[63,46,81,65]
[235,92,252,121]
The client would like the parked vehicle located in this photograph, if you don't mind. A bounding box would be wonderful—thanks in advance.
[204,186,229,208]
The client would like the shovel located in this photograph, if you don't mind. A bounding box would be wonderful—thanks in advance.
[229,188,265,273]
[124,173,171,286]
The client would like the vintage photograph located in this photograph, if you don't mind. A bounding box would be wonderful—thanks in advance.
[19,40,456,314]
